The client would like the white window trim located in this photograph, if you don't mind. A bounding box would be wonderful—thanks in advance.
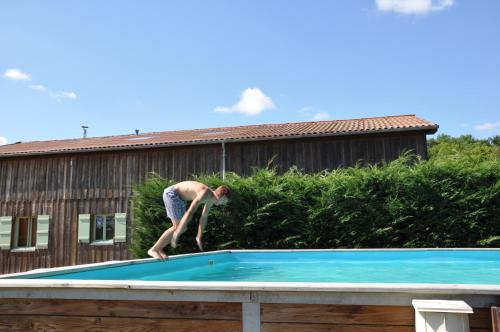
[14,216,36,249]
[91,214,115,244]
[10,247,36,252]
[90,240,114,246]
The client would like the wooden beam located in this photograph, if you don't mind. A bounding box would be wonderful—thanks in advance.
[261,322,413,332]
[492,307,500,332]
[261,304,414,326]
[0,315,242,332]
[0,298,242,321]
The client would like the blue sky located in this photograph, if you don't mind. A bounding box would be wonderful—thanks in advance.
[1,0,499,145]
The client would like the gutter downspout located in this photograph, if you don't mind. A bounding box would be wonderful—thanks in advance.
[221,140,226,180]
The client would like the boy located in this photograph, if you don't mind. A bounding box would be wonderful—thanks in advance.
[148,181,230,259]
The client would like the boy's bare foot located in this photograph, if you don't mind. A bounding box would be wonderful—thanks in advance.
[158,249,169,259]
[147,248,162,259]
[196,237,204,251]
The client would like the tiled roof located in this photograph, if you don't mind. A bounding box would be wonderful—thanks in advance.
[0,114,437,157]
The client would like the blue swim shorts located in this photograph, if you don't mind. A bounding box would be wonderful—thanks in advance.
[163,186,187,221]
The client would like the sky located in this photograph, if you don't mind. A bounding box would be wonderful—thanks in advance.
[0,0,499,145]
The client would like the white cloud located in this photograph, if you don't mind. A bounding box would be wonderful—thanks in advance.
[3,68,31,81]
[474,121,500,131]
[4,68,77,101]
[299,106,330,121]
[59,91,77,99]
[0,137,7,145]
[29,84,47,92]
[375,0,454,15]
[50,91,77,100]
[311,112,330,121]
[300,106,315,113]
[214,88,275,116]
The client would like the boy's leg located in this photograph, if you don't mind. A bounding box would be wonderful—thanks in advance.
[171,214,189,248]
[148,219,179,259]
[171,202,189,248]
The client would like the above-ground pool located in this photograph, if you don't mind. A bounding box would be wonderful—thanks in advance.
[0,249,499,331]
[12,249,500,285]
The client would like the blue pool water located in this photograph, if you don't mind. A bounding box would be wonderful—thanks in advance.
[20,250,500,284]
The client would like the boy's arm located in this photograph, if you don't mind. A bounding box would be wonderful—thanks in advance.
[196,203,211,251]
[178,195,203,229]
[176,191,207,233]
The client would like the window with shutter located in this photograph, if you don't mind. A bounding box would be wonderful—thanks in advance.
[14,217,37,248]
[92,214,115,244]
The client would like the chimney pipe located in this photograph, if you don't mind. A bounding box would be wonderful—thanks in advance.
[81,126,88,138]
[135,129,139,135]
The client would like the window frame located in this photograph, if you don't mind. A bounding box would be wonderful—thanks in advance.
[13,216,37,249]
[91,214,115,244]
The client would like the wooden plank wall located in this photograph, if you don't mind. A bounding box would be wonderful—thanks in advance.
[260,303,492,332]
[0,299,492,331]
[227,131,427,175]
[0,132,428,274]
[0,144,222,202]
[0,144,221,274]
[0,298,242,332]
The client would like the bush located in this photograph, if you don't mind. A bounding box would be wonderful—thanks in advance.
[428,134,500,164]
[130,136,500,258]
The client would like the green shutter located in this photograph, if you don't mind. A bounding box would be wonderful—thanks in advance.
[0,216,12,250]
[35,215,50,249]
[114,213,127,243]
[78,214,91,243]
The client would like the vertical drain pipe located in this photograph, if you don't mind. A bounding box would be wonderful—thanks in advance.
[221,140,226,180]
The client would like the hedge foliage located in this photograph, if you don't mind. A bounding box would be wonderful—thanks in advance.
[130,135,500,257]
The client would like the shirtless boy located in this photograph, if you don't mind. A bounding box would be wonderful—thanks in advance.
[147,181,230,259]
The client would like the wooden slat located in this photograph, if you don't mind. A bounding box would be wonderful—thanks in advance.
[262,322,413,332]
[492,307,500,332]
[0,315,241,332]
[469,308,494,330]
[0,299,242,320]
[261,304,414,326]
[57,200,64,267]
[63,198,71,266]
[70,200,77,265]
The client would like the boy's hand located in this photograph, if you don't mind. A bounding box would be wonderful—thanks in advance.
[196,236,204,251]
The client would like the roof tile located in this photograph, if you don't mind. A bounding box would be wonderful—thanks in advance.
[0,114,437,157]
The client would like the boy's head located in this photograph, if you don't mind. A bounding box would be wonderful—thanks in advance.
[213,185,231,205]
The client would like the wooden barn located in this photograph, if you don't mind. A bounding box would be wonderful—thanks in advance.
[0,114,438,274]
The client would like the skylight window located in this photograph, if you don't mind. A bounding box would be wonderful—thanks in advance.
[127,136,154,141]
[199,131,227,136]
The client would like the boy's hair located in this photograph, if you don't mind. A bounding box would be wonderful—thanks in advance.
[214,185,231,199]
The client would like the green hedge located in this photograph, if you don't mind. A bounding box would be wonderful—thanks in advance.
[130,151,500,258]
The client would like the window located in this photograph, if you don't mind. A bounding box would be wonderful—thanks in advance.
[92,214,114,242]
[14,217,37,248]
[78,213,126,244]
